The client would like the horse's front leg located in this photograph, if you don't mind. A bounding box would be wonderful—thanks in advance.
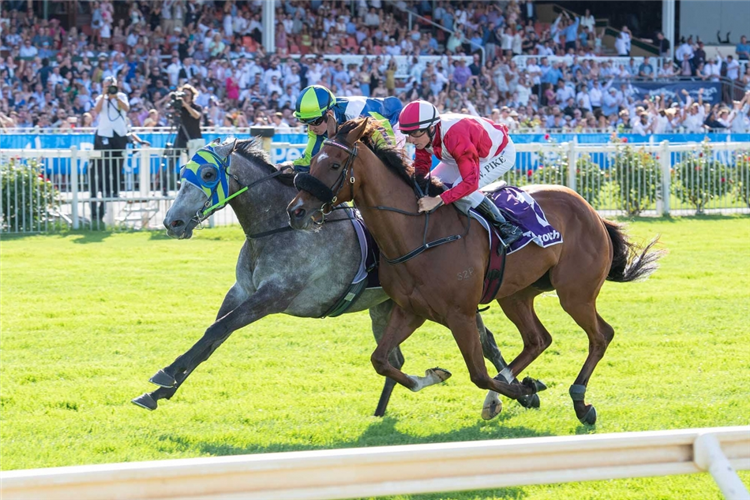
[132,283,288,410]
[370,305,451,391]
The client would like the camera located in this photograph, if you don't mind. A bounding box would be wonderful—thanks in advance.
[168,91,186,109]
[107,85,118,95]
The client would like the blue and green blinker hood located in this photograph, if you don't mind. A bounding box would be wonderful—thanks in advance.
[180,144,244,217]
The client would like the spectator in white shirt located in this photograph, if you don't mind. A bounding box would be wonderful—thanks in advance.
[725,55,740,80]
[632,112,650,135]
[576,85,592,112]
[675,38,694,62]
[704,58,722,82]
[580,9,595,32]
[682,89,706,132]
[165,56,182,87]
[19,39,38,58]
[615,27,631,56]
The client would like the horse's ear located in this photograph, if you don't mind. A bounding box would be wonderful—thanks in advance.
[211,137,237,160]
[326,111,337,138]
[345,117,369,145]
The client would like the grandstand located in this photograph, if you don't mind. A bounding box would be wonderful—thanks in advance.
[0,0,748,134]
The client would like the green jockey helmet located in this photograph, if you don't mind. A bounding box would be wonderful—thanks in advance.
[294,85,337,122]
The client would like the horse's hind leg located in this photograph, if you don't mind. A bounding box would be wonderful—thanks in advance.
[499,289,552,378]
[370,300,406,417]
[561,300,614,425]
[557,291,614,425]
[371,305,452,392]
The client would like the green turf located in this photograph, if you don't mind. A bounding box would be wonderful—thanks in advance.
[2,216,749,499]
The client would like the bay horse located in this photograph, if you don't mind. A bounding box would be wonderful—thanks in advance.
[132,138,532,419]
[287,119,663,424]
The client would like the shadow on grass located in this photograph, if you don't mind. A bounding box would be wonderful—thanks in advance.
[0,229,116,243]
[153,417,549,499]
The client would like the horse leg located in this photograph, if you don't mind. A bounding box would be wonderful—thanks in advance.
[135,284,288,409]
[477,314,509,419]
[447,313,538,401]
[371,305,451,392]
[370,300,406,417]
[558,295,615,425]
[133,283,250,410]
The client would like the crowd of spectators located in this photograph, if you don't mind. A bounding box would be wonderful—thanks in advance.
[1,0,749,135]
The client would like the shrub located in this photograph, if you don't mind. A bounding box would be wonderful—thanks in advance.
[610,144,660,217]
[734,150,750,208]
[673,142,732,214]
[0,159,61,231]
[529,142,605,208]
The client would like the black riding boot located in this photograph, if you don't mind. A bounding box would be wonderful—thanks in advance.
[476,197,523,247]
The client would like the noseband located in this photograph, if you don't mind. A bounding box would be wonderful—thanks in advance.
[294,139,358,224]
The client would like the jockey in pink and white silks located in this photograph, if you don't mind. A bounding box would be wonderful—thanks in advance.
[398,100,523,246]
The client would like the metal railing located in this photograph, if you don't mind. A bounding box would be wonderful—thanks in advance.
[2,140,749,234]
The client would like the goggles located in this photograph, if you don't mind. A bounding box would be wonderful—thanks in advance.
[404,128,428,138]
[301,114,328,126]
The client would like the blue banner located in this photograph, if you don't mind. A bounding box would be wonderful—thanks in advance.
[619,80,723,105]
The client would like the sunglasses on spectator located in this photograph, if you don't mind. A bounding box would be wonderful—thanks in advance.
[302,115,328,126]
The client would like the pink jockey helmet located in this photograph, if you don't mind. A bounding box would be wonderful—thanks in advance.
[398,100,440,132]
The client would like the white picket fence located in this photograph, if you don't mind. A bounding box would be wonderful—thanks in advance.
[1,140,749,233]
[1,426,748,500]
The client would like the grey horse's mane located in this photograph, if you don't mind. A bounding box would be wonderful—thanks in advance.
[233,138,296,187]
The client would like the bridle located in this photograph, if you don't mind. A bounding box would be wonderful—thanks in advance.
[293,139,358,225]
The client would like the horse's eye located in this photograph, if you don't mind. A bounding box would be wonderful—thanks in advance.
[331,163,341,170]
[202,170,215,180]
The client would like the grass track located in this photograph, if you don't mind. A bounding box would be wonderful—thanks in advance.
[2,216,749,499]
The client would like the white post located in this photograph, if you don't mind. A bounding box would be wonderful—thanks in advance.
[662,0,675,59]
[660,140,671,216]
[566,140,577,192]
[139,147,150,198]
[262,0,275,53]
[70,146,79,229]
[694,433,750,500]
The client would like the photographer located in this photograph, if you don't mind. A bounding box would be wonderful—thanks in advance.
[91,76,129,226]
[157,84,203,194]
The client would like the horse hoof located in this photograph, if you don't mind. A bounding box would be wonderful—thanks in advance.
[131,393,158,411]
[522,376,547,393]
[482,392,502,420]
[149,369,176,388]
[429,367,452,382]
[517,393,540,409]
[579,405,597,425]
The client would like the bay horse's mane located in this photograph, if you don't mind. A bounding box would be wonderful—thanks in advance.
[233,138,296,187]
[335,119,445,197]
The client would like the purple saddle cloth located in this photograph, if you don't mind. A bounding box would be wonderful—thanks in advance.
[486,186,563,255]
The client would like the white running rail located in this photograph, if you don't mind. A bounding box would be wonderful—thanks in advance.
[2,426,748,500]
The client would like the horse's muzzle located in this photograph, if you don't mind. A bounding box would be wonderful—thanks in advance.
[287,196,321,230]
[163,217,194,239]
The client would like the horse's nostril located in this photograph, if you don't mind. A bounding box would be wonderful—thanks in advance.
[170,220,184,228]
[294,208,305,218]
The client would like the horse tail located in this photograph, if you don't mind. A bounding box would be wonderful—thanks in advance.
[602,218,664,283]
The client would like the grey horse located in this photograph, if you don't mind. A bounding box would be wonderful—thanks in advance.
[132,139,537,417]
